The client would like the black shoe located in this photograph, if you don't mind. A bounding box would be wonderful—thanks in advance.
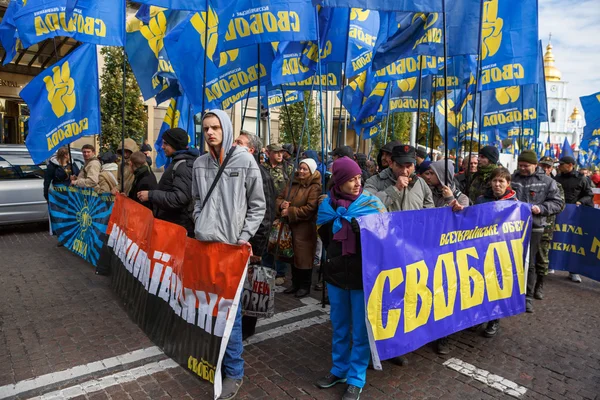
[56,242,64,248]
[342,385,362,400]
[534,275,544,300]
[389,355,409,366]
[283,286,298,294]
[315,373,346,389]
[314,282,323,291]
[217,377,243,399]
[435,337,450,355]
[483,319,500,338]
[295,288,310,298]
[526,298,534,313]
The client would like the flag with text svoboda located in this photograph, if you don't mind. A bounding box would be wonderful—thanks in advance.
[21,43,100,165]
[480,85,538,129]
[380,75,433,115]
[435,89,476,146]
[373,55,440,83]
[478,0,538,91]
[262,89,304,109]
[299,7,346,70]
[275,62,343,92]
[154,94,195,168]
[0,0,23,66]
[271,41,314,86]
[126,7,188,101]
[214,0,318,53]
[134,0,206,10]
[312,0,443,12]
[13,0,125,48]
[164,11,275,112]
[344,8,379,79]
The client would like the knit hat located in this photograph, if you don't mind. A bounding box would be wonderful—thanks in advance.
[299,158,317,175]
[330,145,354,159]
[417,160,432,175]
[478,145,499,165]
[518,150,538,165]
[99,150,117,164]
[332,156,362,188]
[162,128,189,151]
[416,147,427,160]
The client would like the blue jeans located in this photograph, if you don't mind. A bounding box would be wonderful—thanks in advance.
[327,284,370,388]
[223,305,244,379]
[262,253,290,278]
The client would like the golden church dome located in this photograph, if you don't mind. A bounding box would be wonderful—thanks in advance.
[570,107,582,121]
[544,43,562,82]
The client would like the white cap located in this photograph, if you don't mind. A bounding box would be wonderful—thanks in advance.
[299,158,317,175]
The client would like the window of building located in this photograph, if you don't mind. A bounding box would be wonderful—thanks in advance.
[550,109,557,123]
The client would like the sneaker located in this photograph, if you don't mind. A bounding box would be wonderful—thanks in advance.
[435,337,450,355]
[548,269,555,274]
[217,377,243,400]
[389,355,409,366]
[275,277,285,286]
[526,298,534,313]
[569,273,582,283]
[483,319,500,338]
[316,373,346,389]
[342,385,362,400]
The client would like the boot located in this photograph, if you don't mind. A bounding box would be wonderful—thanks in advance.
[534,275,544,300]
[284,267,299,294]
[295,268,312,298]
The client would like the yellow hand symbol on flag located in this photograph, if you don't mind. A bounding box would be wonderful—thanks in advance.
[43,61,76,118]
[192,9,238,67]
[495,86,520,105]
[437,99,459,128]
[165,99,181,128]
[397,77,417,92]
[350,9,370,22]
[481,0,503,60]
[140,11,167,59]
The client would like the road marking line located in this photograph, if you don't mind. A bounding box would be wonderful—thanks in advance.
[29,359,179,400]
[247,315,330,345]
[0,346,163,399]
[255,297,329,328]
[443,358,527,398]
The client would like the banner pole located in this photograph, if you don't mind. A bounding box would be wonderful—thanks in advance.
[519,92,525,152]
[120,49,126,192]
[535,83,540,155]
[442,1,450,183]
[383,84,392,144]
[336,12,352,148]
[199,0,209,155]
[241,89,251,128]
[256,44,261,139]
[429,76,437,159]
[280,86,298,149]
[315,7,327,189]
[415,55,424,147]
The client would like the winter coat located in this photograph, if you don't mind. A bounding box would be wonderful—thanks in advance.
[376,175,434,211]
[116,138,140,196]
[468,164,498,203]
[249,163,276,257]
[318,219,363,290]
[192,109,265,244]
[364,167,396,194]
[554,171,593,206]
[428,161,470,208]
[475,188,518,204]
[73,157,101,189]
[455,171,474,194]
[129,166,158,210]
[511,167,565,232]
[263,160,294,195]
[150,149,198,236]
[43,157,78,200]
[275,171,322,269]
[97,163,119,194]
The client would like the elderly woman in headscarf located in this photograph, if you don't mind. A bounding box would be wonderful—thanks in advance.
[315,156,386,400]
[275,158,322,298]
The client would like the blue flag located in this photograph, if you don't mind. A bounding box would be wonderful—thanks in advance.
[299,7,346,69]
[273,62,343,92]
[0,0,23,66]
[312,0,443,12]
[14,0,125,48]
[580,92,600,128]
[379,76,433,115]
[262,89,304,109]
[345,8,379,78]
[561,137,574,159]
[374,55,442,82]
[435,89,475,145]
[480,85,539,129]
[536,42,549,124]
[479,0,538,91]
[135,0,206,10]
[21,44,100,165]
[271,41,315,86]
[154,95,195,168]
[214,0,318,53]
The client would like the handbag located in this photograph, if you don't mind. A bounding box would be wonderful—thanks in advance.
[267,218,294,259]
[241,265,276,318]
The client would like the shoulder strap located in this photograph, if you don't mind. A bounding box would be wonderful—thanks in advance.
[202,146,236,210]
[173,159,187,172]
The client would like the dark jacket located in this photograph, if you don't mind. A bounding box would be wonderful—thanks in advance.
[129,166,158,210]
[318,219,363,290]
[511,167,565,232]
[455,171,474,194]
[554,171,593,206]
[249,163,276,257]
[43,158,78,201]
[150,149,199,236]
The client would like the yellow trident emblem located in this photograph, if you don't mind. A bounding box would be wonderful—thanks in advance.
[165,99,181,128]
[350,9,370,22]
[43,62,76,118]
[495,86,520,105]
[191,9,238,67]
[397,77,417,92]
[481,0,503,60]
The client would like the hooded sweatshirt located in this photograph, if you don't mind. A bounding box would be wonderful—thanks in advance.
[192,109,266,244]
[117,138,139,196]
[428,160,470,208]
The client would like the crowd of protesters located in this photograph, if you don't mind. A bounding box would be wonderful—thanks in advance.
[42,110,598,400]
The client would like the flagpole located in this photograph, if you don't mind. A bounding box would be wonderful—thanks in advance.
[535,83,540,155]
[519,93,524,152]
[199,0,209,155]
[241,88,251,127]
[337,11,352,148]
[442,0,450,183]
[120,49,126,192]
[429,76,438,159]
[415,56,424,148]
[51,37,75,165]
[315,6,327,188]
[256,44,261,139]
[280,85,298,149]
[383,84,392,144]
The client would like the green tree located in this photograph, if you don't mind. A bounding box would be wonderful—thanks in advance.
[99,47,147,151]
[370,112,412,156]
[278,91,321,150]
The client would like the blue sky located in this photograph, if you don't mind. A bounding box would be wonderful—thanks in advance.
[539,0,600,117]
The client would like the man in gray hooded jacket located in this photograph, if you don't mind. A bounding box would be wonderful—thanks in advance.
[192,109,266,399]
[422,160,470,209]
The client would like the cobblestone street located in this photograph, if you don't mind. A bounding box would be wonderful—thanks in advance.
[1,223,599,400]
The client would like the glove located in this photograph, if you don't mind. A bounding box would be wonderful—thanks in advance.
[350,218,360,234]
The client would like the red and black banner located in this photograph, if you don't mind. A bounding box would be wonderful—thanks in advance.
[97,195,249,399]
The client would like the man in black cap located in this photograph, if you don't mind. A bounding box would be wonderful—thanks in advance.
[330,145,354,161]
[282,143,294,163]
[137,127,199,236]
[468,145,499,203]
[374,144,434,212]
[415,147,427,168]
[365,140,402,194]
[554,155,593,283]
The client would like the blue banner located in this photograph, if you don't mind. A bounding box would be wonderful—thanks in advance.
[435,89,476,145]
[14,0,125,48]
[374,55,441,82]
[134,0,206,10]
[262,89,304,109]
[271,41,314,86]
[276,62,343,91]
[386,76,433,114]
[549,205,600,282]
[481,85,539,129]
[537,42,549,124]
[581,92,600,131]
[479,0,538,91]
[22,43,100,165]
[154,95,195,168]
[360,201,531,360]
[49,186,114,267]
[214,0,318,52]
[299,7,346,69]
[345,8,379,78]
[312,0,443,12]
[0,0,23,65]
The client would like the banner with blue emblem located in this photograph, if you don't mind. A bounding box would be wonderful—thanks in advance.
[49,186,114,267]
[21,43,101,165]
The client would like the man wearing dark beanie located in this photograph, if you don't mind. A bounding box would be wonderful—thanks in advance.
[512,150,564,313]
[468,145,500,203]
[137,127,199,236]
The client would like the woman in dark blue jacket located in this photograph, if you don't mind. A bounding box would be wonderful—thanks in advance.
[43,146,79,201]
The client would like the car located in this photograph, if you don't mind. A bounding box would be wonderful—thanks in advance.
[0,145,84,226]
